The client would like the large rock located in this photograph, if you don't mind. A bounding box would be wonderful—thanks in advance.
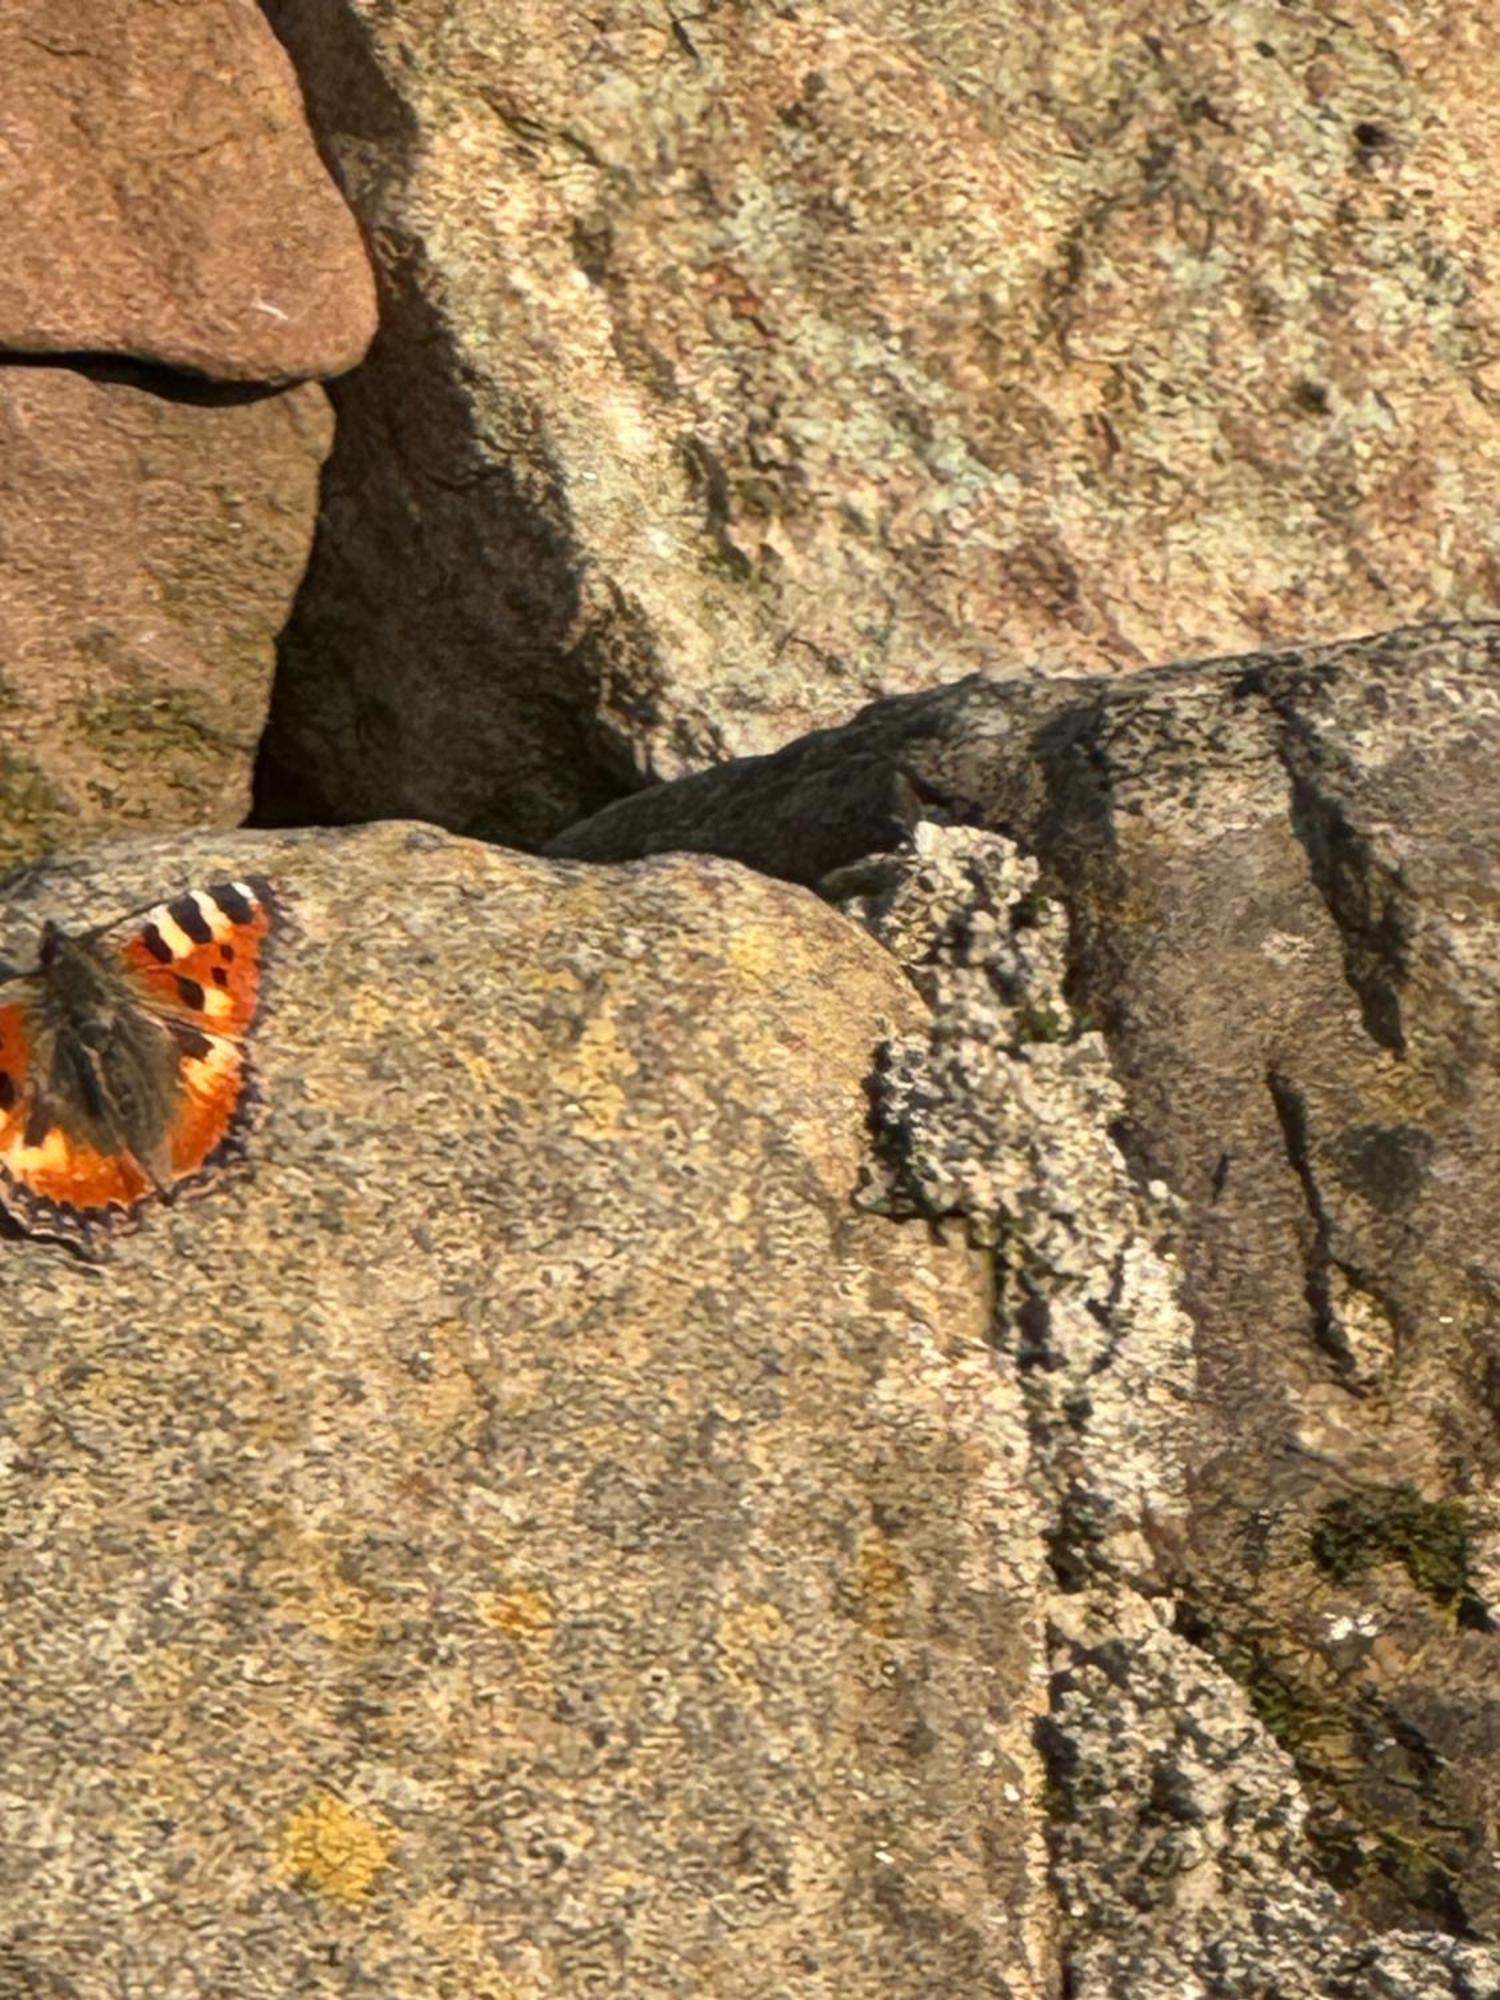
[256,0,1500,842]
[832,817,1500,1997]
[0,0,375,383]
[551,620,1500,1963]
[0,364,332,871]
[0,822,1041,1997]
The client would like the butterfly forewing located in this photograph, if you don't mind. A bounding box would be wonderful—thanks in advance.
[114,878,279,1040]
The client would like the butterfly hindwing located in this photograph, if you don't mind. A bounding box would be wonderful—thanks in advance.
[164,1025,252,1184]
[0,995,153,1240]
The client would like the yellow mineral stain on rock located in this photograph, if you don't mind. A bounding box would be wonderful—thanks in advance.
[725,921,789,983]
[345,986,394,1033]
[273,1790,396,1905]
[456,1043,497,1087]
[512,960,585,996]
[131,1641,199,1707]
[552,1010,639,1139]
[856,1531,910,1636]
[477,1580,556,1646]
[716,1599,788,1702]
[719,1599,786,1649]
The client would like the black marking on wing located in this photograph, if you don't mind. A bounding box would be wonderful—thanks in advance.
[141,923,173,964]
[169,1022,214,1062]
[169,895,214,946]
[176,977,206,1011]
[211,883,255,927]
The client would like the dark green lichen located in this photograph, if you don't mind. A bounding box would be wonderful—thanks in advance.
[1180,1592,1482,1933]
[1013,1000,1071,1044]
[1311,1484,1490,1630]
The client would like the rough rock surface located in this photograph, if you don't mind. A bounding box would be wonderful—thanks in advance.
[0,364,333,871]
[833,821,1500,1996]
[0,0,376,383]
[553,620,1500,1962]
[1044,1597,1500,2000]
[0,821,1045,1998]
[833,823,1195,1592]
[256,0,1500,842]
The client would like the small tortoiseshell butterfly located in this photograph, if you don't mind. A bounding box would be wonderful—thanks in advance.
[0,878,285,1252]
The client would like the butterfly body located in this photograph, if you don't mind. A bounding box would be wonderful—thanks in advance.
[0,878,284,1250]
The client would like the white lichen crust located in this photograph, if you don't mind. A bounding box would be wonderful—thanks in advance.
[836,822,1500,2000]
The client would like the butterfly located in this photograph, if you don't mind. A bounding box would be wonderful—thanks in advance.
[0,878,285,1252]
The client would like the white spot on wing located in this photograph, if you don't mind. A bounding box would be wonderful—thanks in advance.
[189,890,232,942]
[153,910,194,958]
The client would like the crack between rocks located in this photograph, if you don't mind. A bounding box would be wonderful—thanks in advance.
[1250,666,1413,1057]
[0,349,287,406]
[1265,1065,1351,1377]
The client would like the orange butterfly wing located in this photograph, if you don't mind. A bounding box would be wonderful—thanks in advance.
[114,878,282,1184]
[118,879,278,1040]
[166,1032,252,1182]
[0,877,284,1246]
[0,996,153,1227]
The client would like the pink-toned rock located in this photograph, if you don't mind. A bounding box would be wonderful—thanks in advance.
[0,364,333,865]
[258,0,1500,845]
[0,0,375,383]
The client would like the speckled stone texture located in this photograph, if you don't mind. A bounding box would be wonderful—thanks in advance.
[0,0,371,868]
[832,821,1500,1997]
[0,365,332,870]
[0,823,1044,1998]
[256,0,1500,842]
[0,0,375,383]
[552,620,1500,1976]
